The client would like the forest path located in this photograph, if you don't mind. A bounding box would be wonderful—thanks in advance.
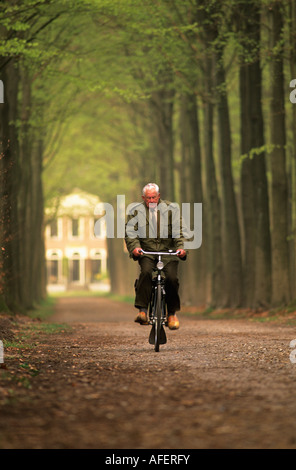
[1,296,296,449]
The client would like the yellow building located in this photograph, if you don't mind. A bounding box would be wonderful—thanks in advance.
[45,189,109,292]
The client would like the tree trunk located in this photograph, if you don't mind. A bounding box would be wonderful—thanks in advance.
[289,0,296,299]
[203,54,224,307]
[0,58,22,311]
[107,206,138,297]
[214,45,243,307]
[238,1,272,307]
[18,65,33,309]
[0,61,47,312]
[17,66,47,309]
[178,93,205,306]
[31,138,47,303]
[269,2,291,305]
[149,84,175,201]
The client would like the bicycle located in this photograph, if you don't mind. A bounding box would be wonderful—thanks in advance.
[139,249,181,352]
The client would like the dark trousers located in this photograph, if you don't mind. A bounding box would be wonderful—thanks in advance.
[135,256,180,314]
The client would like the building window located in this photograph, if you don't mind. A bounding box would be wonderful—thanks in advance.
[50,219,58,237]
[91,259,102,283]
[48,260,58,283]
[72,259,80,282]
[71,252,80,282]
[47,218,62,240]
[72,218,79,237]
[46,251,61,284]
[89,250,106,283]
[69,217,84,240]
[49,219,58,238]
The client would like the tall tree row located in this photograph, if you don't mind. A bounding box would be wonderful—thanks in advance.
[0,55,21,311]
[269,1,291,305]
[119,0,295,308]
[236,0,272,307]
[0,0,94,311]
[1,0,296,313]
[0,4,55,311]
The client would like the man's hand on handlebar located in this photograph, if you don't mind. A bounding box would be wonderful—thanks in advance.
[176,249,186,258]
[132,247,143,257]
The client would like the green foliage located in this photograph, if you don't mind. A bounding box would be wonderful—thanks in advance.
[37,0,208,205]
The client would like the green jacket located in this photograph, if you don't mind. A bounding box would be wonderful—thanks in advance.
[125,199,187,264]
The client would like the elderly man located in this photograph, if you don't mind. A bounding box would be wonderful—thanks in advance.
[125,183,187,330]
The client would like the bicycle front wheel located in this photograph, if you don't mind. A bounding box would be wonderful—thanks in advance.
[154,284,162,352]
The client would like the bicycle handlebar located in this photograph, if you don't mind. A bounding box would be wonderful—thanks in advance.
[139,249,180,256]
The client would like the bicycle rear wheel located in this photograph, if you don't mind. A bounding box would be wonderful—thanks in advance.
[154,284,162,352]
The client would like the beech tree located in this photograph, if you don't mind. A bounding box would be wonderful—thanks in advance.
[268,1,291,305]
[235,0,272,307]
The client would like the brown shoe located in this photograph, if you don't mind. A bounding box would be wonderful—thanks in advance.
[134,311,149,325]
[168,314,179,330]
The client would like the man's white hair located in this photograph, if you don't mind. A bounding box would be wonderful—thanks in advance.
[142,183,160,196]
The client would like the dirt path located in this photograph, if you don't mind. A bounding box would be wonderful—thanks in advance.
[1,296,296,450]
